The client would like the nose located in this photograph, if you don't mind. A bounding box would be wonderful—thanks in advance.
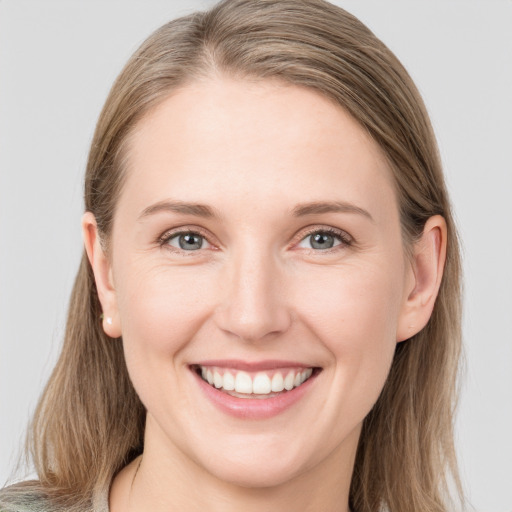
[214,243,292,343]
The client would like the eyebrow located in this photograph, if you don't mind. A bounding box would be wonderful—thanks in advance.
[139,200,220,220]
[138,199,373,222]
[291,201,373,221]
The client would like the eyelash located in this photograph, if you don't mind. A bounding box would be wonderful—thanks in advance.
[157,226,353,256]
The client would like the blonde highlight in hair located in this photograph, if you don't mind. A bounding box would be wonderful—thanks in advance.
[1,1,464,511]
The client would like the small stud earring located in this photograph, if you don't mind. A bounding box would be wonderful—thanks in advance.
[106,317,113,325]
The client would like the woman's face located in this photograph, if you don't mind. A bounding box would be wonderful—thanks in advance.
[104,78,415,486]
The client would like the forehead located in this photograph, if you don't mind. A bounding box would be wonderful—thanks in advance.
[120,77,397,223]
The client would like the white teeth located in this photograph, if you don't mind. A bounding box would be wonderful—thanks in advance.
[198,366,315,396]
[235,371,253,394]
[300,369,310,384]
[271,372,284,392]
[213,371,223,388]
[284,371,295,391]
[223,371,235,391]
[252,373,272,394]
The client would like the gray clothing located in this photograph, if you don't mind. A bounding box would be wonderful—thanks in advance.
[0,486,109,512]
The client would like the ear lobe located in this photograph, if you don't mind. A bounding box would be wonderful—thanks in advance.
[396,215,447,342]
[82,212,122,338]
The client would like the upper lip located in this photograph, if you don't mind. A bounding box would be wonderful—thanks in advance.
[191,359,317,372]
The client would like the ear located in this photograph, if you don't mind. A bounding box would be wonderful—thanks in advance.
[82,212,122,338]
[396,215,447,342]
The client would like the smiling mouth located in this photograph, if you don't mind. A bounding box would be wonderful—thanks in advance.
[190,364,321,399]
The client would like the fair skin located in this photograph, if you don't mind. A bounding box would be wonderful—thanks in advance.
[83,77,446,512]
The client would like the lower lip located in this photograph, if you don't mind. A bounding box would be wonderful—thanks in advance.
[190,368,319,420]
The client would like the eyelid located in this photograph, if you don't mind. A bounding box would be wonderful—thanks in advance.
[158,226,217,252]
[293,225,353,252]
[157,224,353,254]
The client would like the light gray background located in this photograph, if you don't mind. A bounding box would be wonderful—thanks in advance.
[1,1,511,511]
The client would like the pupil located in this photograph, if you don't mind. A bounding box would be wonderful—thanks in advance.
[311,233,333,249]
[179,233,202,250]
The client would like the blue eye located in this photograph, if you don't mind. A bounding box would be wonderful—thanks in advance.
[297,228,351,251]
[159,227,351,255]
[165,231,211,251]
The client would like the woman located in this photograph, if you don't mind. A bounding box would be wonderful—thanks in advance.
[0,0,464,511]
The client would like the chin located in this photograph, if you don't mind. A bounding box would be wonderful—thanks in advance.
[190,435,319,489]
[204,458,306,489]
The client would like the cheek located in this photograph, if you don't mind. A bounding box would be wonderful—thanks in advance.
[114,246,405,421]
[298,258,404,341]
[295,260,403,410]
[117,255,404,361]
[113,261,216,408]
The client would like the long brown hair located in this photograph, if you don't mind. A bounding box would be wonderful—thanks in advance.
[1,1,464,511]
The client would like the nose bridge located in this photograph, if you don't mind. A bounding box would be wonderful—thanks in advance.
[215,238,291,342]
